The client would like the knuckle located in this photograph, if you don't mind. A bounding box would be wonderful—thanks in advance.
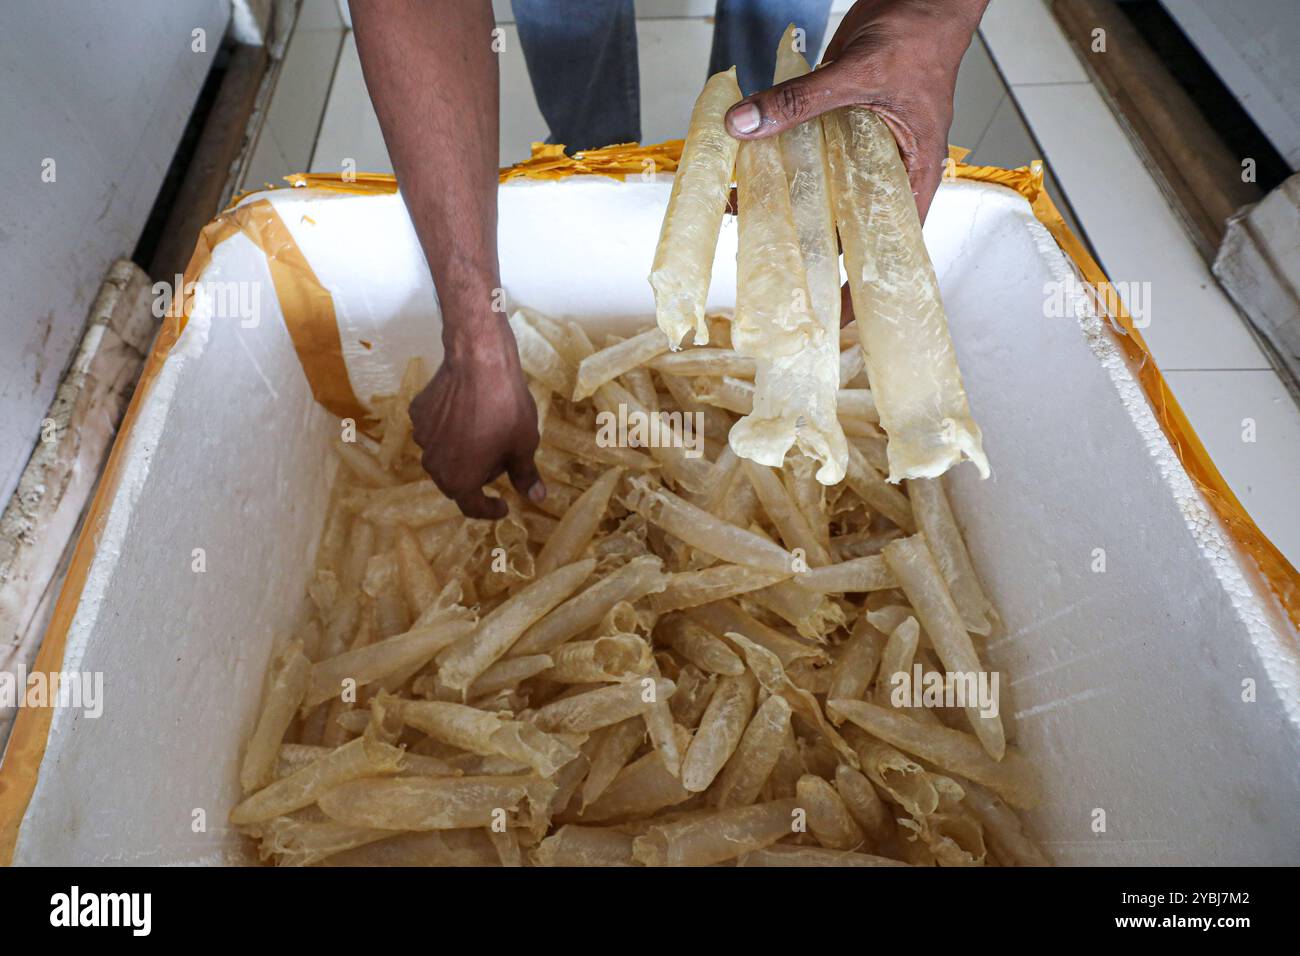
[774,83,811,122]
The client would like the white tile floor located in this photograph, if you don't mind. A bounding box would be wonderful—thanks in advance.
[243,0,344,187]
[241,0,1300,567]
[1163,369,1300,565]
[1012,81,1270,371]
[975,0,1300,565]
[311,31,388,173]
[979,0,1088,86]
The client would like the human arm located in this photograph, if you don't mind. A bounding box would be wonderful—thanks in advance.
[351,0,543,518]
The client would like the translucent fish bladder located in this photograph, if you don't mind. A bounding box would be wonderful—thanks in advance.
[728,135,839,476]
[823,105,989,482]
[649,67,742,348]
[727,28,847,485]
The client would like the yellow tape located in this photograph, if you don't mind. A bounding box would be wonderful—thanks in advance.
[244,203,370,423]
[0,199,366,863]
[185,201,370,422]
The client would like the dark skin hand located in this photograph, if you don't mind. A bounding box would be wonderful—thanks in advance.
[351,0,543,519]
[725,0,990,325]
[409,313,544,520]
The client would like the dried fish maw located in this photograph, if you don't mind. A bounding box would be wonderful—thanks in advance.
[710,693,792,808]
[650,68,743,347]
[728,28,848,484]
[680,672,758,792]
[318,775,556,831]
[633,798,799,866]
[381,695,579,778]
[533,825,637,866]
[823,105,988,482]
[724,631,858,769]
[731,136,816,355]
[797,773,867,850]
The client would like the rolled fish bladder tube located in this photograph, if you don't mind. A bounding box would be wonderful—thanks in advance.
[727,25,848,486]
[649,67,743,348]
[727,131,841,483]
[823,105,989,483]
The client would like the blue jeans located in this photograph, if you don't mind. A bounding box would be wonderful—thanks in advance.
[511,0,834,151]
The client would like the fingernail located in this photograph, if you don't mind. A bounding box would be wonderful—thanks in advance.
[528,481,547,503]
[730,103,760,134]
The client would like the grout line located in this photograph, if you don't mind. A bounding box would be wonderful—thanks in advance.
[967,91,1008,157]
[1007,80,1092,88]
[946,31,1105,286]
[970,54,1100,265]
[307,29,349,172]
[996,47,1293,385]
[1162,368,1285,374]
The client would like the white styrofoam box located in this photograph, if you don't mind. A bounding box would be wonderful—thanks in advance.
[9,176,1299,865]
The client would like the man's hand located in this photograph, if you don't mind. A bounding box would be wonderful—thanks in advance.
[409,315,544,520]
[353,1,538,518]
[724,0,987,225]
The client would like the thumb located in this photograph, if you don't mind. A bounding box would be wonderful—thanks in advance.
[725,61,857,140]
[507,449,546,504]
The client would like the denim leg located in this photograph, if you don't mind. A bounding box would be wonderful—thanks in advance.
[511,0,640,151]
[708,0,834,94]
